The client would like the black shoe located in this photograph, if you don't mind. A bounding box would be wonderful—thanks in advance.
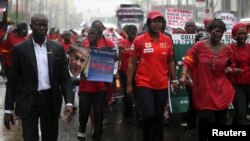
[247,115,250,121]
[164,118,170,126]
[77,136,86,141]
[72,107,77,115]
[73,107,77,112]
[123,110,133,118]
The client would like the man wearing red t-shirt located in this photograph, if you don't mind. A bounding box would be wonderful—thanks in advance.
[118,25,137,118]
[78,26,115,141]
[1,22,28,78]
[61,31,74,53]
[47,27,61,42]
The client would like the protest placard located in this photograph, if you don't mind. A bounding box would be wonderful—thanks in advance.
[84,47,116,83]
[165,8,193,29]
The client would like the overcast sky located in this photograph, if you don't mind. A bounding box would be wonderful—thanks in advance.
[74,0,134,17]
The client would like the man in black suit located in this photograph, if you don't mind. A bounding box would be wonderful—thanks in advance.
[3,13,74,141]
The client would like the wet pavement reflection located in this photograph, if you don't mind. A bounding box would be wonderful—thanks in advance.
[0,77,199,141]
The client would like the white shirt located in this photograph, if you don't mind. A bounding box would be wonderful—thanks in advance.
[5,39,51,114]
[69,70,80,107]
[33,39,51,91]
[5,39,73,114]
[69,70,80,95]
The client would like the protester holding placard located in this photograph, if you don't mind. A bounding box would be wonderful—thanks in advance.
[91,20,121,105]
[77,26,115,141]
[228,22,250,125]
[180,19,236,141]
[127,11,178,141]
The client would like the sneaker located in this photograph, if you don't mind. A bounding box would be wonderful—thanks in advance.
[164,118,170,126]
[72,107,77,115]
[180,122,187,127]
[103,118,108,125]
[77,132,86,141]
[73,107,77,112]
[247,115,250,121]
[77,136,86,141]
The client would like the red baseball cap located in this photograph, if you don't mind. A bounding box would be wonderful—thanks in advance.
[203,17,213,27]
[147,11,164,19]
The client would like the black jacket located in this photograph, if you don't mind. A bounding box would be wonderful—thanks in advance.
[4,38,73,118]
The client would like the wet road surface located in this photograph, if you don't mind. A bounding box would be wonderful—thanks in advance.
[0,77,200,141]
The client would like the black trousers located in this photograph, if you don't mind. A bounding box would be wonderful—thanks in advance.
[232,84,250,125]
[22,90,58,141]
[78,91,106,141]
[135,87,168,141]
[186,85,197,129]
[119,70,133,117]
[197,109,228,141]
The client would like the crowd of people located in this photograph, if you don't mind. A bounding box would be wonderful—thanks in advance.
[0,10,250,141]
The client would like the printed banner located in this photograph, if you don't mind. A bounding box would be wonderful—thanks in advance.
[165,8,193,29]
[169,34,195,113]
[214,12,239,33]
[85,47,116,83]
[103,29,122,74]
[103,28,123,45]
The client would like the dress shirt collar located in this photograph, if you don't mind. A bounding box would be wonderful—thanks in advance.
[69,69,81,79]
[32,38,47,47]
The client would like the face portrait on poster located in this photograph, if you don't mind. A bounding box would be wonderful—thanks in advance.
[68,46,90,79]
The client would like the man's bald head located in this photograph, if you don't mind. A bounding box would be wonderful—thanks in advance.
[31,13,48,24]
[184,20,197,34]
[30,13,49,41]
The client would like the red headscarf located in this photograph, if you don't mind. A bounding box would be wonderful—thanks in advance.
[231,22,247,39]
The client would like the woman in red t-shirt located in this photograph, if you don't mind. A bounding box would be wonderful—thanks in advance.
[228,22,250,125]
[77,26,115,141]
[180,19,236,141]
[127,11,178,141]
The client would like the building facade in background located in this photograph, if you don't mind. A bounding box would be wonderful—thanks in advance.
[4,0,250,29]
[8,0,78,29]
[152,0,250,23]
